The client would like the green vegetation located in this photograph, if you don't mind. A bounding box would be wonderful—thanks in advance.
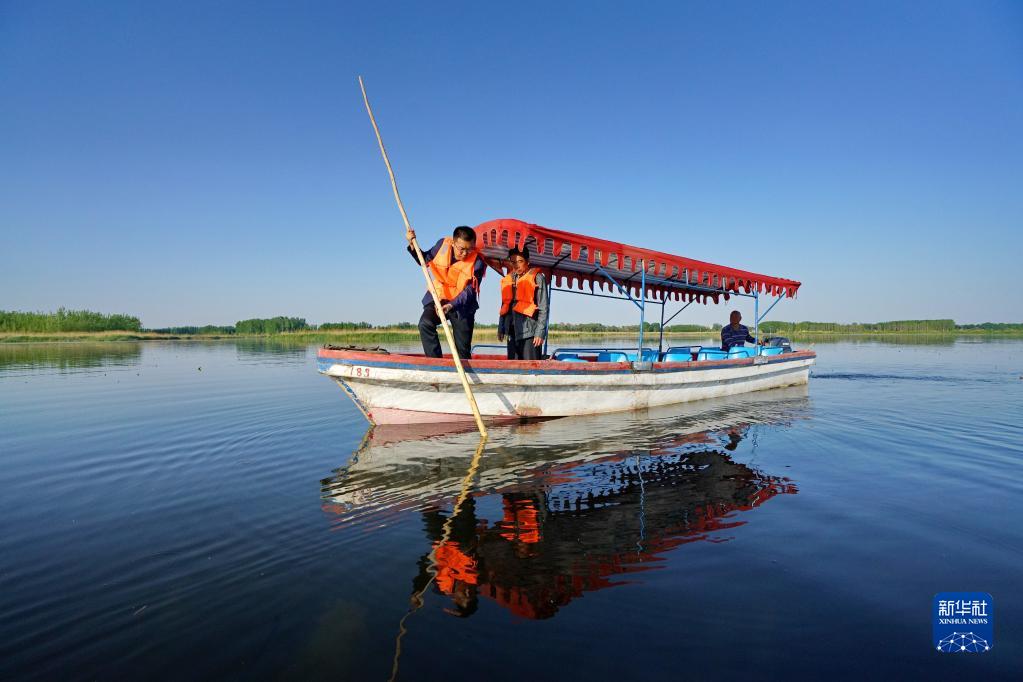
[2,311,1020,343]
[759,319,959,334]
[956,322,1023,332]
[150,325,236,335]
[753,319,1023,334]
[1,308,142,333]
[234,317,308,334]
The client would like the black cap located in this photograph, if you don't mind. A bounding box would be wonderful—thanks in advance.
[507,246,530,261]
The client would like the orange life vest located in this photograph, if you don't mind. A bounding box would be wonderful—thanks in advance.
[500,267,540,317]
[428,237,479,302]
[432,540,478,594]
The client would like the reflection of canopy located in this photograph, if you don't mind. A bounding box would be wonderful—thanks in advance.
[475,218,801,303]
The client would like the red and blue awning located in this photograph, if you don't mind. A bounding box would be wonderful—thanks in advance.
[475,218,801,304]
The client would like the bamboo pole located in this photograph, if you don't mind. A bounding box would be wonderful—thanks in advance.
[357,76,488,438]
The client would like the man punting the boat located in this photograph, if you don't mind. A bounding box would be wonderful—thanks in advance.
[406,225,487,359]
[497,246,549,360]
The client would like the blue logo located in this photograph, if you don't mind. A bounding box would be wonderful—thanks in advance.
[933,592,993,653]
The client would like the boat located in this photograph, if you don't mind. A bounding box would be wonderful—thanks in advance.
[318,218,815,424]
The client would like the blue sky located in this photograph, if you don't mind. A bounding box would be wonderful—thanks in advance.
[2,1,1021,327]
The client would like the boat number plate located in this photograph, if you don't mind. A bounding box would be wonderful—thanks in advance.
[353,366,371,377]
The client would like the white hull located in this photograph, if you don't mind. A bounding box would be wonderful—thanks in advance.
[318,349,816,424]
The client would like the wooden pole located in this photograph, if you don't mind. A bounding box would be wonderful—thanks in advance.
[357,76,488,438]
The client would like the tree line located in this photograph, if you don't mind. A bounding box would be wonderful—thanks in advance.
[758,319,966,333]
[3,310,1021,335]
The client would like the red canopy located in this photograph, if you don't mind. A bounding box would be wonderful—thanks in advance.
[475,218,801,304]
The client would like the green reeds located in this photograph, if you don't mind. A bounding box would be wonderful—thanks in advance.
[0,308,142,333]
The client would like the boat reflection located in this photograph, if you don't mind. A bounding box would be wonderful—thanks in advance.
[321,386,809,620]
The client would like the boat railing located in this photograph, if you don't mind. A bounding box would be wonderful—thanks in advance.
[660,345,792,362]
[472,344,790,363]
[469,344,507,357]
[550,347,659,363]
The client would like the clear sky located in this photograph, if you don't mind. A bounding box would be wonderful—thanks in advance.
[2,1,1021,327]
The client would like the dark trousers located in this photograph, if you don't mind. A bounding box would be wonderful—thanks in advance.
[418,305,474,359]
[507,336,541,360]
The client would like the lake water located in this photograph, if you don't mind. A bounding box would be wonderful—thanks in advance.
[1,338,1021,680]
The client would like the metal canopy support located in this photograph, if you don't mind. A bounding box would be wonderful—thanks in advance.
[754,292,760,353]
[756,291,787,325]
[658,299,666,354]
[594,265,644,311]
[542,253,571,358]
[543,277,552,357]
[663,300,694,327]
[637,260,646,358]
[658,299,694,354]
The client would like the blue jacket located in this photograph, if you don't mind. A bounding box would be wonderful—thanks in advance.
[721,323,756,350]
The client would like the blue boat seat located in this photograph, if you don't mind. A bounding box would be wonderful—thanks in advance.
[759,346,784,356]
[558,356,588,363]
[696,348,728,361]
[663,346,699,361]
[662,352,691,362]
[727,347,754,359]
[597,351,629,362]
[624,349,658,362]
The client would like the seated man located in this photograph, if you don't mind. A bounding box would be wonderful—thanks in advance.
[407,225,486,359]
[721,310,757,351]
[497,247,548,360]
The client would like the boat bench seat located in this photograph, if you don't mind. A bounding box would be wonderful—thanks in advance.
[661,352,691,362]
[554,349,661,363]
[689,346,787,361]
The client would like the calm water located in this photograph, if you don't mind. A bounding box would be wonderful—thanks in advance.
[1,338,1021,680]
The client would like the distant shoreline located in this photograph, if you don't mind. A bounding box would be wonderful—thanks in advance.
[3,329,1022,344]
